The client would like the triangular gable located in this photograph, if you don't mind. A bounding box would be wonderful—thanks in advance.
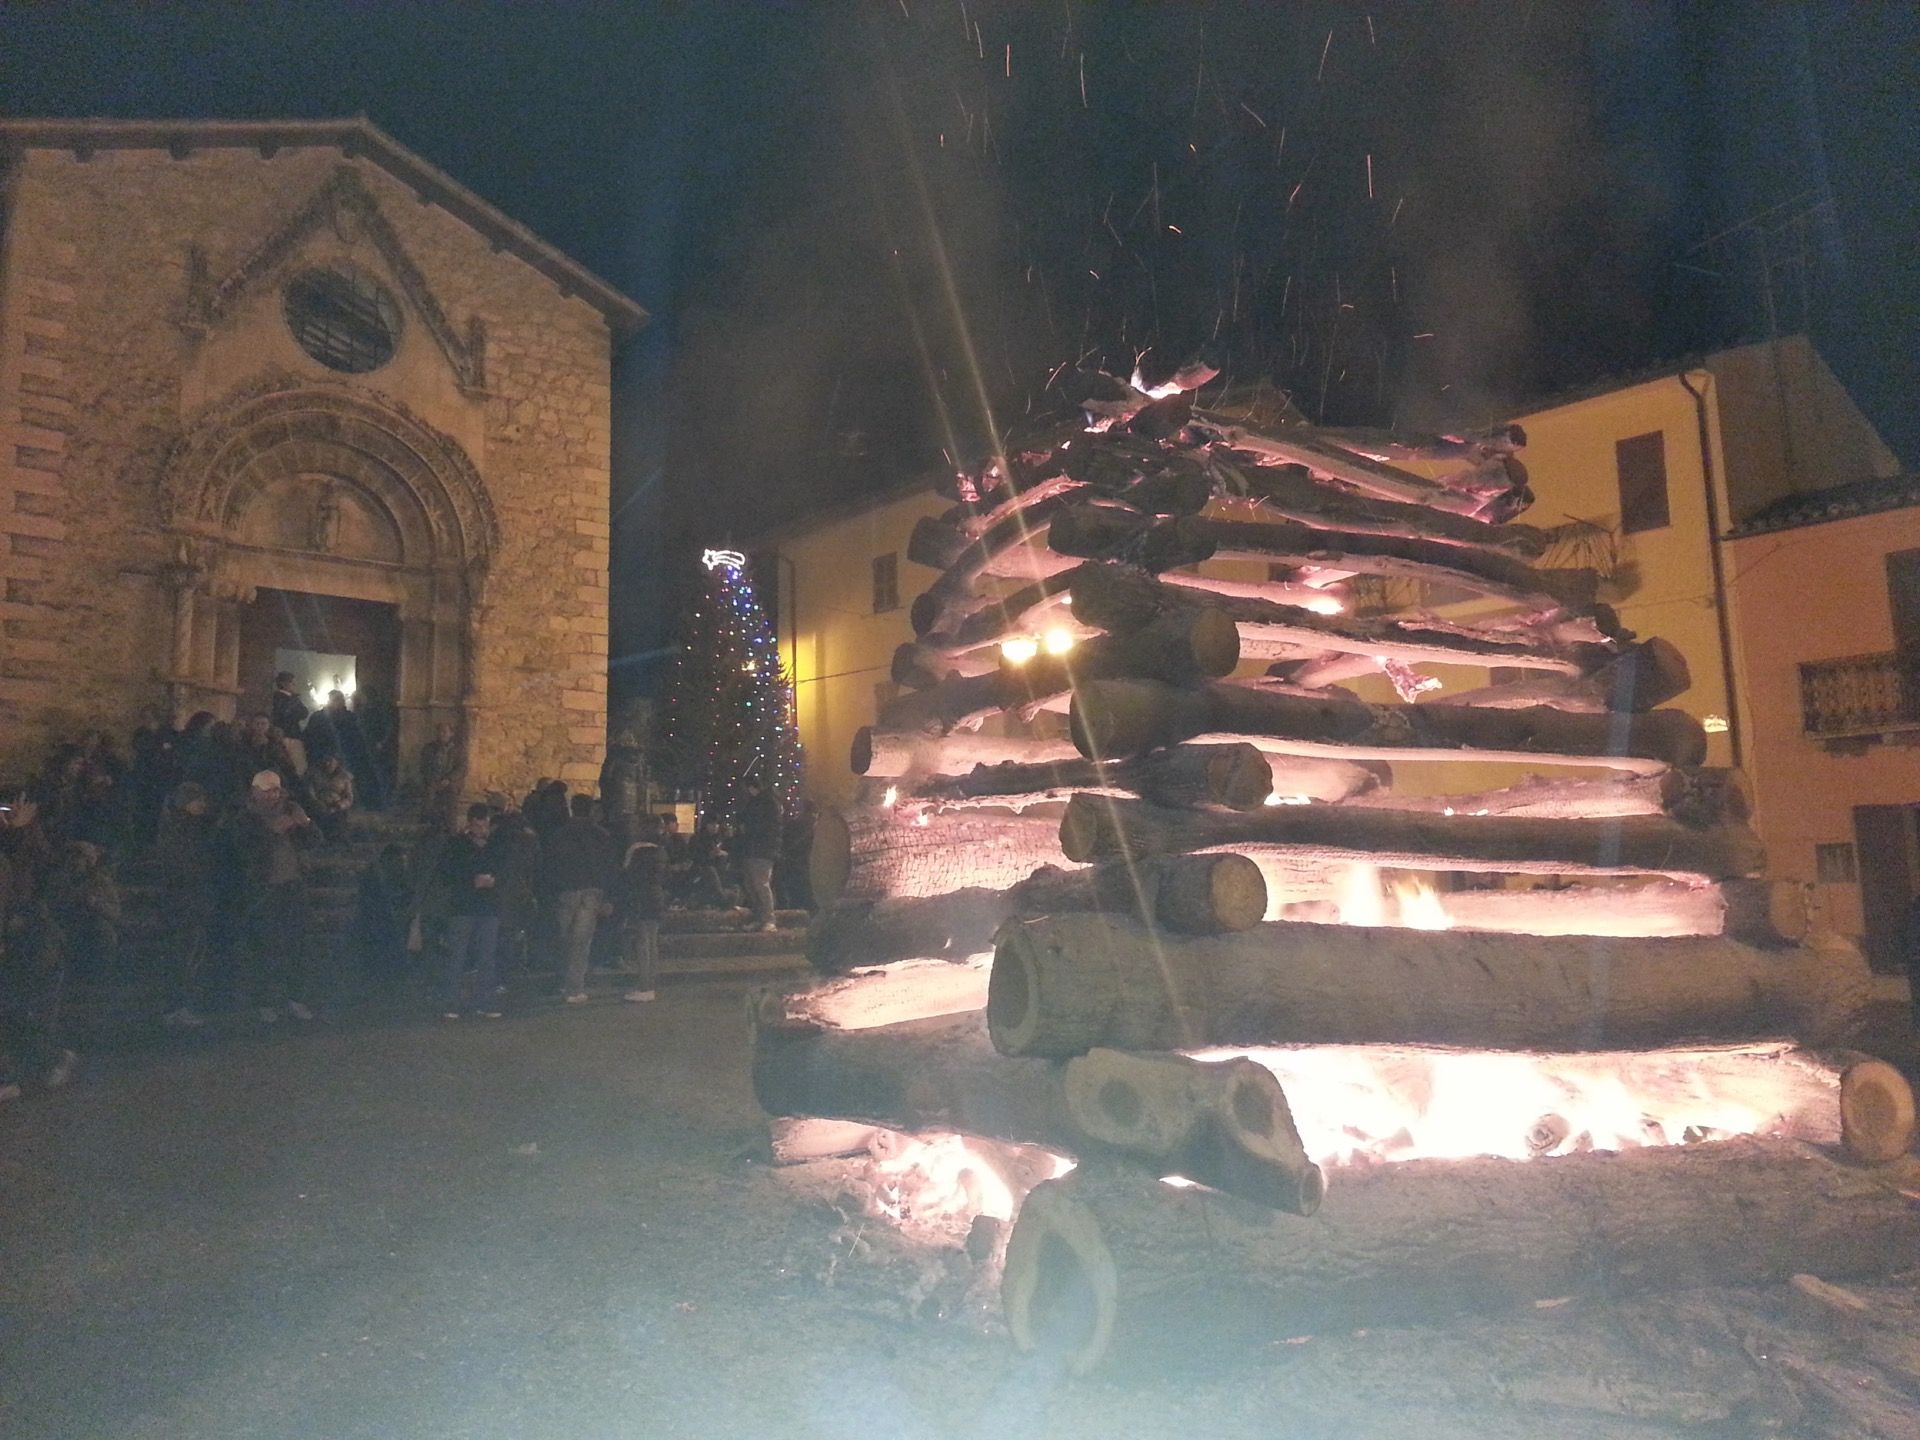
[184,165,485,392]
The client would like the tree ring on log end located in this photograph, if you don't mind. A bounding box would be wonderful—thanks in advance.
[1189,607,1241,677]
[987,932,1037,1053]
[1228,1071,1275,1137]
[850,726,876,776]
[1098,1078,1143,1128]
[1003,1181,1116,1376]
[1840,1060,1916,1164]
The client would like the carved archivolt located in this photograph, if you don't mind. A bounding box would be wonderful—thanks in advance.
[159,380,499,575]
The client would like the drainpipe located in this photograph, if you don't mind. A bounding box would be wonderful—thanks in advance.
[1677,369,1744,770]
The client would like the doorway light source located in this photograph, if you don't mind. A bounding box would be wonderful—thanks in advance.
[1702,714,1729,734]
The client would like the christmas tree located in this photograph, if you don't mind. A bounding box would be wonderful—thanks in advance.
[660,548,803,824]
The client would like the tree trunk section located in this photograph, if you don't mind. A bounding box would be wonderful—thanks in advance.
[987,913,1875,1056]
[852,727,1081,779]
[1059,793,1763,882]
[806,852,1269,972]
[1070,678,1706,773]
[1002,1140,1920,1373]
[1069,565,1596,678]
[902,742,1273,811]
[751,1012,1319,1213]
[810,804,1067,907]
[1050,506,1594,614]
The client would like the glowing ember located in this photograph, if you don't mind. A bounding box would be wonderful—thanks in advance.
[1328,862,1454,929]
[1301,593,1345,616]
[1264,791,1311,807]
[863,1131,1073,1247]
[1194,1042,1841,1167]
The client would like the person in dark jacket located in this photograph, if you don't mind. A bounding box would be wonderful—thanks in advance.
[541,794,617,1004]
[228,769,316,1022]
[269,672,310,772]
[736,776,782,933]
[153,781,217,1028]
[435,803,508,1019]
[0,794,74,1095]
[352,843,414,988]
[620,816,667,1004]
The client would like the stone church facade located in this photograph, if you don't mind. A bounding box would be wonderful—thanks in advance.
[0,118,643,798]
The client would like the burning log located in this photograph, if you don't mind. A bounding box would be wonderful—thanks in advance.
[1068,566,1598,678]
[810,805,1067,908]
[1002,1139,1920,1373]
[760,959,992,1032]
[752,1012,1320,1213]
[1070,678,1707,773]
[876,608,1240,736]
[1315,421,1527,467]
[901,742,1273,811]
[1058,792,1763,882]
[1422,880,1728,940]
[1049,506,1595,615]
[986,913,1873,1056]
[768,1117,882,1164]
[852,728,1081,779]
[1220,458,1550,558]
[806,852,1269,972]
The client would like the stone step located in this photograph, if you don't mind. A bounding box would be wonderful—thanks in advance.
[659,928,805,959]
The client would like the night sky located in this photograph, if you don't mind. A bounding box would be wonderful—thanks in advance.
[2,1,1914,693]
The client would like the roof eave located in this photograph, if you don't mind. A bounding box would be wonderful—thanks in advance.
[0,116,648,337]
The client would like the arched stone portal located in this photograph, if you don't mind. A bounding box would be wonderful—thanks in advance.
[157,382,500,784]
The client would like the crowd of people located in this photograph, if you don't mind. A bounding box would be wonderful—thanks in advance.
[0,677,814,1103]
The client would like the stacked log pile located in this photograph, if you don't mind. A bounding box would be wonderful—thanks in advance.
[755,372,1918,1372]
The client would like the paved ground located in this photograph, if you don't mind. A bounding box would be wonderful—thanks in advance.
[6,985,1920,1440]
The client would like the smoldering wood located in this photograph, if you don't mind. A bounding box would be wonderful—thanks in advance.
[1194,422,1491,515]
[1069,678,1708,773]
[1067,565,1600,678]
[809,804,1068,908]
[1057,792,1764,882]
[1217,457,1551,558]
[768,1116,883,1164]
[986,912,1873,1057]
[752,1011,1319,1213]
[1001,1140,1920,1374]
[877,607,1239,736]
[851,727,1082,779]
[805,851,1269,973]
[1048,505,1594,614]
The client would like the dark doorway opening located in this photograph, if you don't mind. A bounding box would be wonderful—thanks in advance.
[1853,803,1920,975]
[237,588,401,721]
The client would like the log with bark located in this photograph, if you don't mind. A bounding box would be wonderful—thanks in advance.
[1344,767,1748,829]
[851,727,1082,779]
[1058,793,1764,881]
[1068,565,1600,678]
[908,490,1090,632]
[1048,505,1595,614]
[877,607,1240,736]
[752,1011,1321,1213]
[986,913,1875,1056]
[899,742,1274,811]
[805,851,1269,972]
[810,805,1068,908]
[1069,678,1707,772]
[1002,1139,1920,1373]
[1195,423,1491,514]
[912,571,1078,652]
[1213,457,1551,558]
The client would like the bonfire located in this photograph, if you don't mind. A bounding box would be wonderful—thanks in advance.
[751,368,1918,1374]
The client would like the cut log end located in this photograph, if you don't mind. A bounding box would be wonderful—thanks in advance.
[1187,606,1241,678]
[1001,1181,1116,1377]
[850,726,877,777]
[1840,1059,1917,1164]
[1156,852,1269,934]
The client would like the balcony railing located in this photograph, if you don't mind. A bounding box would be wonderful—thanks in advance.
[1800,651,1920,738]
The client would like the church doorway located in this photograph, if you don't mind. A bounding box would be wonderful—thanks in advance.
[235,588,401,721]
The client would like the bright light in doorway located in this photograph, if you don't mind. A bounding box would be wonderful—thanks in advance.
[1702,714,1729,734]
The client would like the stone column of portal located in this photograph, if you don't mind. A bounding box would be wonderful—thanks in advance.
[158,547,207,723]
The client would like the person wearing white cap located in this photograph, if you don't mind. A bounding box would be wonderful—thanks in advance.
[231,768,317,1022]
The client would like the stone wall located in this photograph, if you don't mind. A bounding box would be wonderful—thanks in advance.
[0,142,614,796]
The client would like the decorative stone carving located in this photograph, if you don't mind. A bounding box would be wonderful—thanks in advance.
[184,166,485,392]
